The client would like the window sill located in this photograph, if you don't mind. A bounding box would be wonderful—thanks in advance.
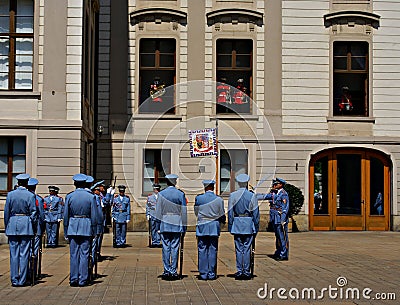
[132,114,183,120]
[211,114,259,121]
[0,91,41,99]
[327,116,375,123]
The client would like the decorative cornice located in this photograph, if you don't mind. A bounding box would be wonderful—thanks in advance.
[130,8,187,26]
[206,8,263,26]
[324,10,380,29]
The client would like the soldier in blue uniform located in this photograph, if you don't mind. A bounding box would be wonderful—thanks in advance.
[91,184,104,270]
[64,173,98,287]
[111,185,131,247]
[194,180,225,280]
[27,178,45,281]
[146,183,161,247]
[4,173,37,287]
[258,178,289,260]
[228,174,259,280]
[155,174,187,280]
[43,186,63,247]
[93,180,109,259]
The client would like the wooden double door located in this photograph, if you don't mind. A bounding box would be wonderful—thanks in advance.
[310,149,390,231]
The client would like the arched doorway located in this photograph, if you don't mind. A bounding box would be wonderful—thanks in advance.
[309,148,391,231]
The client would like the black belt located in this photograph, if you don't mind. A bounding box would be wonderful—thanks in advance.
[73,215,87,218]
[234,213,250,217]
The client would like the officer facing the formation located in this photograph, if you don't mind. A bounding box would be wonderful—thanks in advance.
[155,174,187,280]
[146,183,161,247]
[43,185,63,247]
[27,178,45,281]
[228,174,259,280]
[268,178,290,260]
[194,180,225,280]
[64,174,98,287]
[111,185,131,247]
[4,174,37,287]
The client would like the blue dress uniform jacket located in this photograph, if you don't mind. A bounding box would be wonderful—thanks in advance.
[194,191,225,280]
[268,189,289,225]
[4,186,38,286]
[112,195,131,223]
[228,188,259,235]
[228,187,260,278]
[146,193,161,246]
[155,186,187,277]
[156,186,187,233]
[4,187,37,236]
[112,195,131,246]
[64,189,98,237]
[43,195,63,222]
[194,191,225,237]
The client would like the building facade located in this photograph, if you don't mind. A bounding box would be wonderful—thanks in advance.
[0,0,99,237]
[1,0,400,236]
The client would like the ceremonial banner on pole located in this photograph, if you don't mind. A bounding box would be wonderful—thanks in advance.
[188,128,218,157]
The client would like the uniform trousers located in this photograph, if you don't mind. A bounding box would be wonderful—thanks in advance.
[197,236,218,280]
[274,223,289,258]
[233,234,253,277]
[45,222,58,246]
[115,222,127,246]
[8,236,32,286]
[161,232,181,275]
[69,236,90,285]
[150,217,161,245]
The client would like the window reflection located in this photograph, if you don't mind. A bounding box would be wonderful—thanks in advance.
[370,157,384,216]
[314,157,328,214]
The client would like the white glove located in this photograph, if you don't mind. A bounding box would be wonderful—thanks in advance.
[126,220,130,223]
[111,189,115,195]
[57,219,62,222]
[107,187,113,194]
[146,215,150,221]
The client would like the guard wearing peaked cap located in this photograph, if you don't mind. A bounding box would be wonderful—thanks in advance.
[44,185,64,247]
[63,174,98,287]
[111,185,131,247]
[228,174,259,280]
[146,183,162,247]
[271,178,289,260]
[194,179,225,280]
[155,174,187,280]
[4,173,37,286]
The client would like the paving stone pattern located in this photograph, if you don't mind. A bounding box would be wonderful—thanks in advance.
[0,232,398,305]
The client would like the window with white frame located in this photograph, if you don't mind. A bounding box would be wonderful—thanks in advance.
[143,149,171,194]
[220,149,248,195]
[216,39,252,114]
[0,137,26,193]
[0,0,34,90]
[333,41,369,116]
[139,38,176,114]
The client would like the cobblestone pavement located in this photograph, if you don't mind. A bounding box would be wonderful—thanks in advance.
[0,231,398,305]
